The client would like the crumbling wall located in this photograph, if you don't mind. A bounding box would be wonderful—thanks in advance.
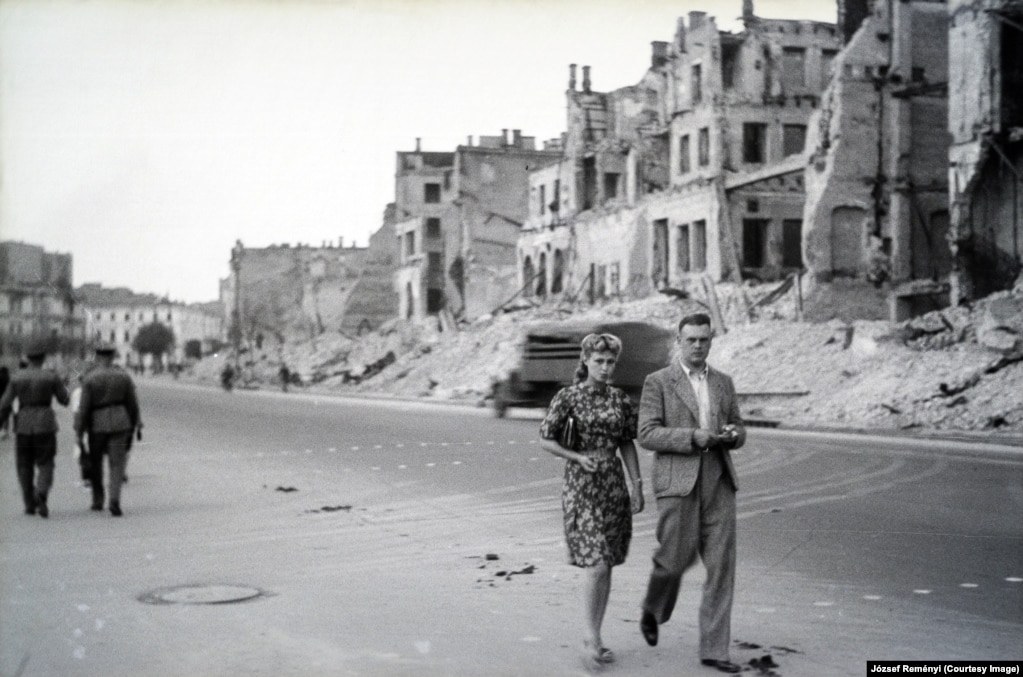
[948,0,1023,303]
[802,4,889,285]
[340,220,399,335]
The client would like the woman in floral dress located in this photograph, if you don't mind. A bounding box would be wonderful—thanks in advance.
[539,333,645,668]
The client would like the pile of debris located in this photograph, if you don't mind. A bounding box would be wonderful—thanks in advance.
[193,279,1023,435]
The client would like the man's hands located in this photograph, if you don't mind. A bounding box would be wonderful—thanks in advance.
[692,428,721,449]
[693,424,740,451]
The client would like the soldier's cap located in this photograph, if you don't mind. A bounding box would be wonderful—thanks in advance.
[25,339,48,359]
[94,342,118,355]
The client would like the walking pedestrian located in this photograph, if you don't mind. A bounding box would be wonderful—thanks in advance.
[636,313,746,674]
[279,363,290,393]
[75,343,142,517]
[69,368,94,486]
[0,340,70,518]
[0,365,10,440]
[539,332,644,669]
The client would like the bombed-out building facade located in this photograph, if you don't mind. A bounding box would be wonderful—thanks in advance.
[518,2,842,306]
[221,230,398,352]
[516,0,1020,322]
[393,132,560,322]
[947,0,1022,306]
[803,0,954,320]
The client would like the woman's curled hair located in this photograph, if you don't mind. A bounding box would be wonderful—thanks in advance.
[574,333,623,384]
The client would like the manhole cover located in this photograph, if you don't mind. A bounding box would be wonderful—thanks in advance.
[139,584,265,605]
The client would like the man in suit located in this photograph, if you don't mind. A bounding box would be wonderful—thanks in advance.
[637,312,746,674]
[0,340,70,518]
[75,343,141,517]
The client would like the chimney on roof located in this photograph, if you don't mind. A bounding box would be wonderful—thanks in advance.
[651,41,669,68]
[569,63,577,90]
[675,17,687,52]
[415,137,421,152]
[743,0,755,24]
[502,128,509,146]
[582,65,591,93]
[513,129,521,147]
[467,135,473,146]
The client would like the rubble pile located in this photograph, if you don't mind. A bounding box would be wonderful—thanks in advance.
[193,280,1023,435]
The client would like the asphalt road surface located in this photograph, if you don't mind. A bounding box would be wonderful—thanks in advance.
[1,379,1020,677]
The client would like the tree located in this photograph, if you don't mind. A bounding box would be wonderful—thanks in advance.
[132,322,175,365]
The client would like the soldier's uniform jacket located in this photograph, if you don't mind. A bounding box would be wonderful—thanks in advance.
[0,367,70,434]
[74,365,140,434]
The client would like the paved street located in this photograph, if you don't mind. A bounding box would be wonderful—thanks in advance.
[1,379,1021,677]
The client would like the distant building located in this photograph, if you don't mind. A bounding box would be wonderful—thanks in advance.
[517,2,841,305]
[0,240,86,362]
[393,132,561,322]
[77,284,223,365]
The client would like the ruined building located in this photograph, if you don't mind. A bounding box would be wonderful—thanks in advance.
[0,240,86,361]
[947,0,1023,305]
[393,132,560,322]
[518,2,841,304]
[803,0,953,320]
[221,230,397,352]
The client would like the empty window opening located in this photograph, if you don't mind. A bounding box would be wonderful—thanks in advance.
[721,42,740,89]
[552,250,565,294]
[424,183,441,204]
[782,47,806,88]
[782,219,803,268]
[743,219,770,268]
[698,128,710,167]
[1003,18,1023,127]
[582,157,597,210]
[743,123,767,163]
[426,218,441,238]
[783,124,807,157]
[603,173,620,202]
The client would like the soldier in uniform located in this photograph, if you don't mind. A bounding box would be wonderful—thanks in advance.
[0,340,70,518]
[75,343,141,517]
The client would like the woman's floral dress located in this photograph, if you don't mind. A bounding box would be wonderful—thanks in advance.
[540,383,638,568]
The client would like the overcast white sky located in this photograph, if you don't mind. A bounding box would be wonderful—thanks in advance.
[0,0,834,304]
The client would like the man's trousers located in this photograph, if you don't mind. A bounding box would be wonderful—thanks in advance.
[87,431,131,507]
[15,433,57,510]
[641,449,737,661]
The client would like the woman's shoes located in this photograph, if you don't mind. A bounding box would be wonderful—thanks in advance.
[581,640,615,670]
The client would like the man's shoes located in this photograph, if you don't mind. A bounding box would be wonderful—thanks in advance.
[24,505,36,515]
[701,659,742,673]
[639,611,658,647]
[109,501,122,517]
[37,500,48,518]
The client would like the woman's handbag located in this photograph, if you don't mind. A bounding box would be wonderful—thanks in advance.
[559,414,579,451]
